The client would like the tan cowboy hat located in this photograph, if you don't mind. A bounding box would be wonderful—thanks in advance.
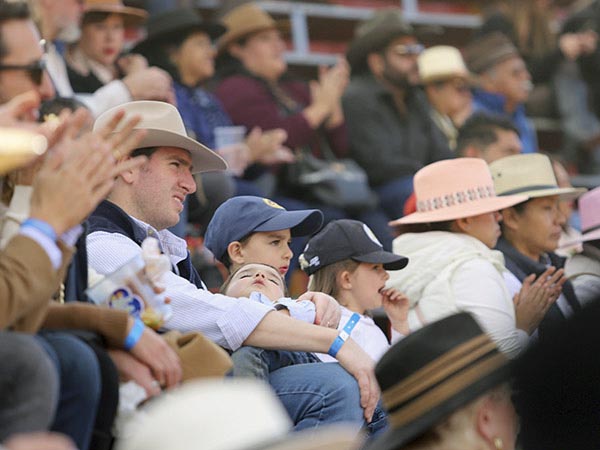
[490,153,586,200]
[389,158,527,225]
[216,3,289,53]
[346,9,414,71]
[93,101,227,174]
[464,32,520,74]
[117,379,362,450]
[418,45,470,84]
[83,0,148,27]
[0,127,47,175]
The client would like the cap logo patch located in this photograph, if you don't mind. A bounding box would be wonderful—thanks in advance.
[363,224,382,247]
[263,198,285,210]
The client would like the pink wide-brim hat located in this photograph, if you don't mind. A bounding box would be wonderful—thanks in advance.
[577,186,600,243]
[389,158,528,225]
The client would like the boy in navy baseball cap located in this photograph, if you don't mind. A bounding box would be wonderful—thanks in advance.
[204,196,323,276]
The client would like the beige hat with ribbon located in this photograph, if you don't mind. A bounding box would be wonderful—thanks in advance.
[83,0,148,26]
[390,158,527,225]
[418,45,470,84]
[490,153,586,200]
[217,3,289,53]
[93,101,227,174]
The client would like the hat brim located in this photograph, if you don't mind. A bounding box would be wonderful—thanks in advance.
[139,129,227,174]
[217,21,289,54]
[84,5,148,26]
[500,186,587,201]
[254,209,324,237]
[346,26,414,70]
[365,362,512,450]
[389,194,527,225]
[354,250,408,271]
[133,22,226,53]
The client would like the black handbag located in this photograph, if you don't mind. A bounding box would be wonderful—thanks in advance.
[284,138,378,213]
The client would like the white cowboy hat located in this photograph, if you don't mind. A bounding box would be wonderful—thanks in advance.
[490,153,586,200]
[418,45,470,84]
[390,158,527,225]
[116,379,361,450]
[93,101,227,174]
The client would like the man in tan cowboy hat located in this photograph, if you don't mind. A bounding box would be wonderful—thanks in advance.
[87,100,382,431]
[342,9,453,221]
[492,153,586,337]
[418,45,473,150]
[30,0,173,117]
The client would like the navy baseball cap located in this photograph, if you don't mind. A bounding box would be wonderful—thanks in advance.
[204,196,324,263]
[299,219,409,275]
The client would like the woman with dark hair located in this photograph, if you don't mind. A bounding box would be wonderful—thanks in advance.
[212,2,394,250]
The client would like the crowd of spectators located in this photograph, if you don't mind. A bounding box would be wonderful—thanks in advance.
[2,0,600,450]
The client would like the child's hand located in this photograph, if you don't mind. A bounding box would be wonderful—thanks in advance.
[381,288,410,336]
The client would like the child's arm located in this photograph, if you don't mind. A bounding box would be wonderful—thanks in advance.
[274,298,316,324]
[381,288,410,337]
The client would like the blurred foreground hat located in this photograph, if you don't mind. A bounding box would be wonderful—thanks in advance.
[464,32,520,74]
[390,158,527,225]
[418,45,469,84]
[83,0,148,26]
[367,313,511,450]
[0,128,47,175]
[93,101,226,174]
[346,9,414,71]
[217,3,288,53]
[117,379,361,450]
[490,153,586,200]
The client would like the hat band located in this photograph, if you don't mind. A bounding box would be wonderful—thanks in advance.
[382,334,494,411]
[497,184,557,196]
[387,351,506,429]
[582,223,600,235]
[417,185,495,213]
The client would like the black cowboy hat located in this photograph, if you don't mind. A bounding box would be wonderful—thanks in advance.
[366,312,511,450]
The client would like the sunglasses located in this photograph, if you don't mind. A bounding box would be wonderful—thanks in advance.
[0,58,47,85]
[389,43,425,56]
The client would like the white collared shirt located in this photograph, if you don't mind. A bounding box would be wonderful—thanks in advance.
[87,216,274,351]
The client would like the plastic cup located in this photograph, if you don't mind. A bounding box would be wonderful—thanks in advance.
[213,125,247,149]
[86,254,171,329]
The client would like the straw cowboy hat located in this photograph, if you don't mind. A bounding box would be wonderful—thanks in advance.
[490,153,586,200]
[346,9,414,71]
[93,101,227,174]
[217,3,289,53]
[82,0,148,27]
[132,7,225,54]
[366,312,511,450]
[116,379,362,450]
[418,45,470,84]
[573,186,600,243]
[389,158,527,225]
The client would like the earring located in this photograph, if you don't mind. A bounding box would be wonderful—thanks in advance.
[493,437,503,450]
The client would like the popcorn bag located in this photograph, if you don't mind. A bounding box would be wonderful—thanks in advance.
[86,237,172,329]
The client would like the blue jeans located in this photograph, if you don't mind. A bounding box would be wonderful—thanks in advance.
[231,346,320,379]
[269,363,365,431]
[375,175,414,221]
[37,331,101,450]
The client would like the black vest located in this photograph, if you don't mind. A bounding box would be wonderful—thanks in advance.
[87,200,205,289]
[496,237,580,336]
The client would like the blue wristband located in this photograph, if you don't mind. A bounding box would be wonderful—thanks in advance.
[21,218,57,242]
[124,318,145,351]
[328,313,361,358]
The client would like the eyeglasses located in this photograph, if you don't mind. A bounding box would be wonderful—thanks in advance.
[0,58,47,85]
[389,43,425,57]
